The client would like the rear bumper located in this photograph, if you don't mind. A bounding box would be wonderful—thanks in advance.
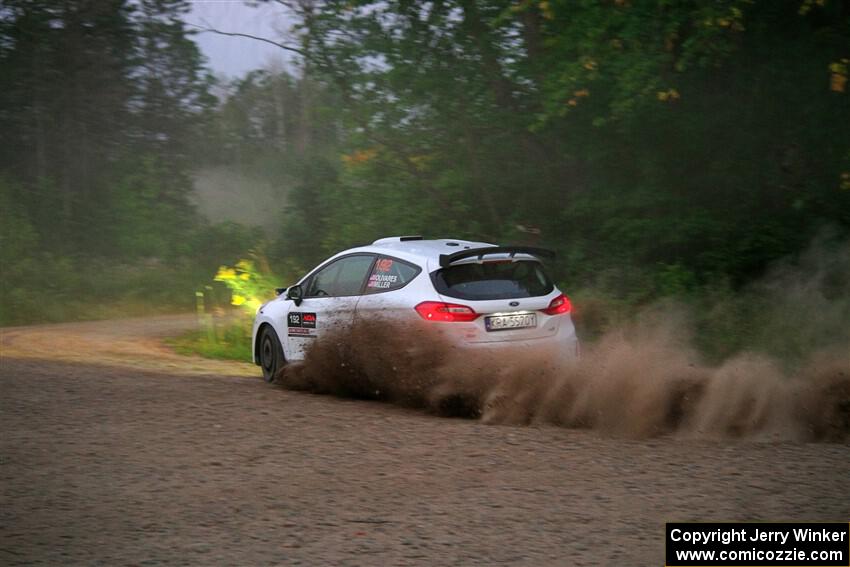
[442,318,580,363]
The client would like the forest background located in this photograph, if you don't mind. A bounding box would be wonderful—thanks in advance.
[1,0,848,363]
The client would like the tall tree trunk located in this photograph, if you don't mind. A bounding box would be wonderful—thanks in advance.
[297,64,312,155]
[274,76,287,150]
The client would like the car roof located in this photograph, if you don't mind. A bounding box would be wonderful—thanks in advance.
[299,237,549,283]
[336,237,493,266]
[341,236,544,269]
[369,237,496,260]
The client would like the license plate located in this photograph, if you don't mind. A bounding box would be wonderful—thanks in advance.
[485,313,537,332]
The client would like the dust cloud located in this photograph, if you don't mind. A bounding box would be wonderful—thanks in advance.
[277,241,849,442]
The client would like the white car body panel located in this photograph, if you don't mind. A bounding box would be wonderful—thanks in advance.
[252,237,579,371]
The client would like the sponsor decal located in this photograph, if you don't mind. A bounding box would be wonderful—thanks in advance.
[288,312,317,336]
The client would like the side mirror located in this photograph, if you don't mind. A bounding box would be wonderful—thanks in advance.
[286,284,304,306]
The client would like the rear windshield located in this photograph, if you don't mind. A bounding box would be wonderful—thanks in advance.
[432,260,554,300]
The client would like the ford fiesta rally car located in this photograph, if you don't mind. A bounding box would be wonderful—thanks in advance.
[252,236,579,382]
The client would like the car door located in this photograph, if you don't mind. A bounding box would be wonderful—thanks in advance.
[284,254,376,360]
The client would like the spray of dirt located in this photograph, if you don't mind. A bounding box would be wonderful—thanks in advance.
[277,240,850,442]
[278,318,847,442]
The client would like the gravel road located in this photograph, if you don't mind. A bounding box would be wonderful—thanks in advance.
[1,317,848,565]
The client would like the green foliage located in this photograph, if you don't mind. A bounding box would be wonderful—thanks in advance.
[167,318,253,362]
[0,0,212,251]
[108,156,196,258]
[517,0,753,126]
[0,0,259,326]
[254,0,849,294]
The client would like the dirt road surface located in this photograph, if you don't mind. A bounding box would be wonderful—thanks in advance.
[1,316,849,565]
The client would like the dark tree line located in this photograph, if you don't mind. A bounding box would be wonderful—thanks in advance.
[1,0,848,330]
[250,0,850,300]
[0,0,213,257]
[0,0,256,323]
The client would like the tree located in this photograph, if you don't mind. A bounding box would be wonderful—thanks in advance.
[0,0,215,257]
[263,0,849,290]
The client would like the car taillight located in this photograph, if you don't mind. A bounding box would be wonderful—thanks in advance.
[542,293,572,315]
[414,301,479,322]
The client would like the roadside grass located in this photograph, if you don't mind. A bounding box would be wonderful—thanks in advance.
[166,317,253,362]
[0,258,204,326]
[0,299,190,327]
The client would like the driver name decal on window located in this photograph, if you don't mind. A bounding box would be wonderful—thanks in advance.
[367,273,398,289]
[288,312,317,337]
[364,256,419,293]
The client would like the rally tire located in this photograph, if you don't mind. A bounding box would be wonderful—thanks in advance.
[259,326,285,383]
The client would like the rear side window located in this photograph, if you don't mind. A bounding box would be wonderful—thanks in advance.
[365,256,420,293]
[432,260,553,300]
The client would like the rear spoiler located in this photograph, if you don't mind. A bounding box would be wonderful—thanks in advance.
[438,246,555,268]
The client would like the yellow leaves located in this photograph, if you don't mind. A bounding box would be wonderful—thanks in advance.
[702,6,746,32]
[538,1,555,20]
[235,260,252,280]
[344,148,434,172]
[341,148,378,167]
[214,258,276,314]
[829,59,848,93]
[408,154,432,171]
[215,267,236,281]
[582,58,598,71]
[841,172,850,191]
[217,261,252,282]
[657,88,681,102]
[799,0,827,16]
[566,89,590,108]
[828,60,847,74]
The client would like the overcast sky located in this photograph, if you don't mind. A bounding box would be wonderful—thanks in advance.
[185,1,298,79]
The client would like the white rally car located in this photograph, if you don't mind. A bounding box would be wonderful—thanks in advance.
[252,236,579,381]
